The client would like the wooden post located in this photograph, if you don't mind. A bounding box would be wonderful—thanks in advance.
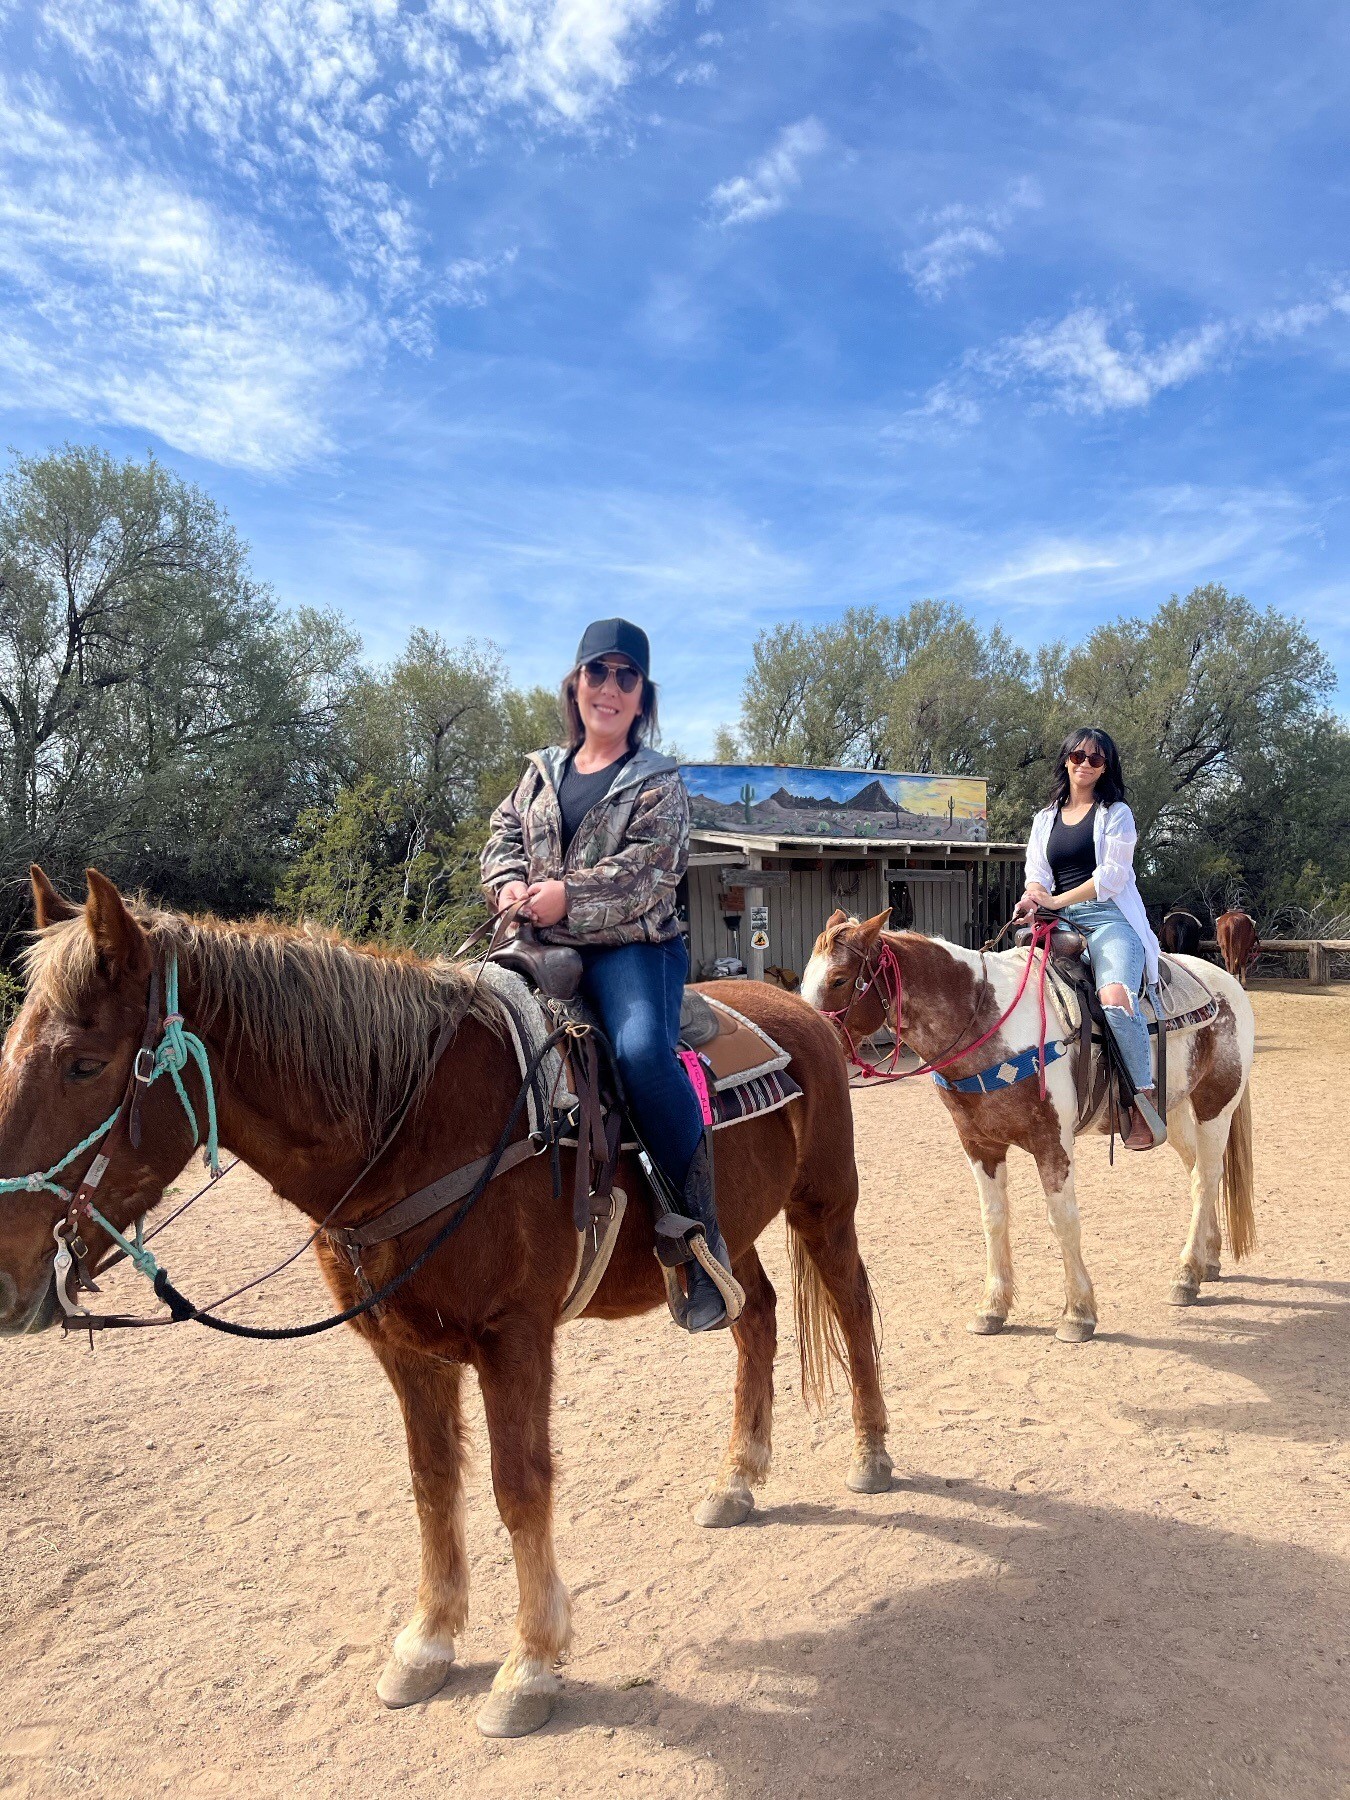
[1308,941,1328,985]
[746,851,765,982]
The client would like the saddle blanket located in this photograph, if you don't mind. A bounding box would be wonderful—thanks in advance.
[479,963,801,1140]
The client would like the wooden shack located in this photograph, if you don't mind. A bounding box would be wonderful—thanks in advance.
[675,763,1027,983]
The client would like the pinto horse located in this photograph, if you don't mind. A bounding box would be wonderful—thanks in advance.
[803,911,1256,1340]
[0,869,890,1739]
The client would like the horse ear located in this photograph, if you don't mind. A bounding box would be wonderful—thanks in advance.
[30,865,78,928]
[826,909,848,930]
[84,868,149,980]
[856,909,891,945]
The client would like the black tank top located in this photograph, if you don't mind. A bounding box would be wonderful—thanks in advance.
[1047,803,1098,895]
[558,749,633,854]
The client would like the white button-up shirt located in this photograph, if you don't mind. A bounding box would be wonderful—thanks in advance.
[1024,800,1161,983]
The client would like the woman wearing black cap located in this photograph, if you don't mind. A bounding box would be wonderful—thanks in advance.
[480,619,734,1332]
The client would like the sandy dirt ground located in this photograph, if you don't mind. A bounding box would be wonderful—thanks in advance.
[1,984,1347,1800]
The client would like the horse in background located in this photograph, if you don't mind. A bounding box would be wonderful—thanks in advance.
[1160,910,1204,957]
[803,911,1257,1341]
[1216,909,1260,986]
[0,868,892,1741]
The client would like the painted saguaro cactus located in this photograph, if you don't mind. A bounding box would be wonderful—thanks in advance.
[740,781,756,825]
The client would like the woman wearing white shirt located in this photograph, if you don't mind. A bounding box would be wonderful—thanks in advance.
[1017,727,1165,1151]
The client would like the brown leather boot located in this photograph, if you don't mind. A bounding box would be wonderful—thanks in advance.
[1123,1088,1164,1151]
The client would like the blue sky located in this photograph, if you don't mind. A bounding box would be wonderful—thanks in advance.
[2,1,1348,752]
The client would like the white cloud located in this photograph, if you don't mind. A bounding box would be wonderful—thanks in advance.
[969,485,1313,601]
[905,178,1041,299]
[40,0,668,316]
[708,117,828,228]
[981,306,1231,412]
[0,80,371,471]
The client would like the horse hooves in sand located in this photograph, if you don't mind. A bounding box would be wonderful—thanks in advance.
[377,1650,456,1709]
[967,1313,1007,1336]
[1168,1281,1200,1306]
[476,1682,558,1738]
[846,1450,895,1494]
[1055,1317,1097,1342]
[694,1485,755,1528]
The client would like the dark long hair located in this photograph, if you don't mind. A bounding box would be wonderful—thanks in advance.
[1048,726,1126,809]
[560,668,660,752]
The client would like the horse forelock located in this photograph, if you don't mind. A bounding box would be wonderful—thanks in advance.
[20,905,502,1149]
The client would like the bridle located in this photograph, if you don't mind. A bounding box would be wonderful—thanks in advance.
[822,918,1059,1092]
[0,952,224,1325]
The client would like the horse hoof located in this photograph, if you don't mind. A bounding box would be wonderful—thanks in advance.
[1168,1283,1199,1307]
[377,1652,455,1709]
[694,1487,754,1528]
[476,1687,557,1739]
[967,1313,1006,1336]
[1055,1318,1096,1343]
[846,1453,894,1495]
[1204,1264,1221,1281]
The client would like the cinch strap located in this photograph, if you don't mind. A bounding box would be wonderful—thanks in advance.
[932,1037,1070,1095]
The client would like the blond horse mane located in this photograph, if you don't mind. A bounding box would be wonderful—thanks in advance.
[22,906,500,1150]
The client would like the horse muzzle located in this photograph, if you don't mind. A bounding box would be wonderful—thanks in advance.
[0,1264,59,1336]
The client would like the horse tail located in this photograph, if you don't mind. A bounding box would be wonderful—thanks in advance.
[786,1223,878,1413]
[1222,1081,1257,1261]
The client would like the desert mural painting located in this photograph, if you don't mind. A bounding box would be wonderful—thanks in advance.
[679,765,988,843]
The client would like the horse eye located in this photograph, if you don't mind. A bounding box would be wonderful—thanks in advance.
[68,1057,107,1082]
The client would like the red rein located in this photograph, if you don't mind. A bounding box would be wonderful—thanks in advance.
[829,921,1057,1097]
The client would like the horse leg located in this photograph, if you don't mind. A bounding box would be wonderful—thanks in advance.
[695,1246,776,1529]
[371,1345,469,1708]
[1169,1101,1228,1305]
[965,1152,1014,1335]
[472,1316,571,1739]
[788,1198,892,1495]
[1034,1136,1098,1342]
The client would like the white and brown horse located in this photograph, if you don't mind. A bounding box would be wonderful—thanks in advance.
[803,911,1256,1340]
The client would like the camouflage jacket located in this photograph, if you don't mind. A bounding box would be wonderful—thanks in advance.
[480,745,688,946]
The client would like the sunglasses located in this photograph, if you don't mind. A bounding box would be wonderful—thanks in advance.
[580,658,642,695]
[1067,748,1106,770]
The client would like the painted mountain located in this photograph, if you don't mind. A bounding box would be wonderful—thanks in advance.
[679,764,987,842]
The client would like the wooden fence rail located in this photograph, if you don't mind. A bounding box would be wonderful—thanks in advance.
[1200,938,1350,983]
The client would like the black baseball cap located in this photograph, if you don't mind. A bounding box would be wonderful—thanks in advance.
[574,617,650,678]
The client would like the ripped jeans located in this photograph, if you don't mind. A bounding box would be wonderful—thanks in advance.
[1058,900,1156,1093]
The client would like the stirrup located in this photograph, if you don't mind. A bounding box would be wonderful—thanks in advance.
[658,1232,745,1329]
[1126,1090,1166,1149]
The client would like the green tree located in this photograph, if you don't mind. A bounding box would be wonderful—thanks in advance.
[278,641,562,951]
[0,444,359,949]
[732,601,1055,835]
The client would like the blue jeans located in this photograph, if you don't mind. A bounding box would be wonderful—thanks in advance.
[1058,900,1156,1092]
[580,937,705,1190]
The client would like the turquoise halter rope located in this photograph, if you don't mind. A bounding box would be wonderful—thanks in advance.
[0,952,220,1277]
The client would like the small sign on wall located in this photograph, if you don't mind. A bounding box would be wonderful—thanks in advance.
[749,904,770,951]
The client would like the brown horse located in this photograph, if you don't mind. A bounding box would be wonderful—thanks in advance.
[0,868,890,1738]
[1216,909,1260,986]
